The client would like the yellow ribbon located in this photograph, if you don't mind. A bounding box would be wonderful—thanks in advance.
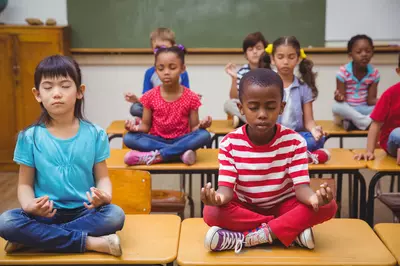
[300,48,307,59]
[265,44,273,54]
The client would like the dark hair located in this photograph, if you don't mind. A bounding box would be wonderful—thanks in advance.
[347,34,374,53]
[154,45,187,65]
[242,32,268,53]
[30,55,87,127]
[259,36,318,98]
[238,68,284,101]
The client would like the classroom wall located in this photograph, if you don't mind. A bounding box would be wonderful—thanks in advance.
[0,0,67,25]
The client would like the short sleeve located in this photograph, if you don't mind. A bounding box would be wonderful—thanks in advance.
[218,136,237,188]
[373,68,380,83]
[14,130,35,167]
[189,90,201,111]
[287,137,310,186]
[95,128,110,164]
[336,66,346,83]
[370,89,390,123]
[140,89,154,110]
[301,84,314,104]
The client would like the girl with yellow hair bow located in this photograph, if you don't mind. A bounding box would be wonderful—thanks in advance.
[259,36,329,164]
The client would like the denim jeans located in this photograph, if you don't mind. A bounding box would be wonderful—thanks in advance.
[387,127,400,157]
[123,129,211,161]
[298,131,326,152]
[130,102,144,118]
[332,101,374,130]
[0,204,125,253]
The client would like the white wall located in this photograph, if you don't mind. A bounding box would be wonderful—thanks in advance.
[325,0,400,46]
[0,0,67,25]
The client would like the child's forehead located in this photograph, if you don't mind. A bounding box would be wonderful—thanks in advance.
[243,83,282,98]
[352,39,372,49]
[274,45,297,54]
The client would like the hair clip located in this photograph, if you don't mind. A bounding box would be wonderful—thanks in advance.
[265,44,273,54]
[177,44,185,51]
[300,48,307,59]
[153,45,167,54]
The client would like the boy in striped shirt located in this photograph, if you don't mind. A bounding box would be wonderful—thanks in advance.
[202,69,337,253]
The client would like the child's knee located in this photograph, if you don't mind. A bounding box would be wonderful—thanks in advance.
[0,209,20,238]
[389,128,400,142]
[203,205,221,227]
[99,204,125,231]
[320,200,338,219]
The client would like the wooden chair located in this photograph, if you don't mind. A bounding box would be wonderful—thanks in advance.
[108,169,151,214]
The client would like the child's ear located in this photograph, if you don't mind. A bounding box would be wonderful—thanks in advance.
[237,101,244,116]
[77,84,86,99]
[181,64,186,74]
[279,101,286,114]
[32,87,41,103]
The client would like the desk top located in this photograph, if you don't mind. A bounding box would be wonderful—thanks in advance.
[106,120,125,135]
[318,120,368,136]
[107,148,219,171]
[374,223,400,264]
[0,214,181,264]
[177,218,396,266]
[208,120,235,135]
[309,148,366,170]
[353,149,400,172]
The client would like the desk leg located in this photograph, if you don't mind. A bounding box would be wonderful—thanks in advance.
[339,137,343,148]
[367,172,387,226]
[354,171,366,221]
[348,174,354,217]
[336,173,342,218]
[352,174,359,218]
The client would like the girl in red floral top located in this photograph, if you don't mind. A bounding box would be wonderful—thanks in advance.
[123,46,212,165]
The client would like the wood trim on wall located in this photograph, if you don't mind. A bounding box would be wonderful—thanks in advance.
[73,53,399,66]
[71,46,400,55]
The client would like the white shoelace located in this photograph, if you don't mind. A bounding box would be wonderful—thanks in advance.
[307,151,319,164]
[219,231,244,253]
[139,151,159,165]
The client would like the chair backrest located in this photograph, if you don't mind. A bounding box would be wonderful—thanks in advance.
[109,169,152,214]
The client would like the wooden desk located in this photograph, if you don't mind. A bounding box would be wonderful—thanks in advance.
[177,218,396,266]
[207,120,235,148]
[106,120,125,141]
[0,214,180,265]
[375,223,400,264]
[318,120,368,148]
[353,149,400,226]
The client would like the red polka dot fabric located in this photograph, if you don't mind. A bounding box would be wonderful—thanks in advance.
[140,86,201,139]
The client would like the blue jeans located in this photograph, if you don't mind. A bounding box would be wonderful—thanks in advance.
[123,129,211,161]
[298,131,326,152]
[387,127,400,157]
[130,103,143,117]
[0,204,125,253]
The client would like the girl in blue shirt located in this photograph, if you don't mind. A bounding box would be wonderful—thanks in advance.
[0,55,125,256]
[259,36,329,164]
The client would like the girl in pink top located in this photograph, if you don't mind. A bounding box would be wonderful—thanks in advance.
[123,46,212,165]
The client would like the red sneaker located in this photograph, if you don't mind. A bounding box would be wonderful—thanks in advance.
[308,149,330,164]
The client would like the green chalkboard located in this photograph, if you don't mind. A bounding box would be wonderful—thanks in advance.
[67,0,325,49]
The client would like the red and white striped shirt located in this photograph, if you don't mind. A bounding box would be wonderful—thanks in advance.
[218,124,310,208]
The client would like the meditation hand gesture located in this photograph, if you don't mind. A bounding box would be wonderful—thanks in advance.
[225,63,237,79]
[308,183,334,212]
[84,187,111,209]
[201,183,225,206]
[24,196,57,218]
[311,125,325,141]
[334,90,345,102]
[199,116,212,129]
[124,92,139,103]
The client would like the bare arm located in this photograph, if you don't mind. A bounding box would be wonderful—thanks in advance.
[303,102,318,132]
[136,107,152,133]
[17,164,36,210]
[366,121,382,153]
[335,79,346,102]
[295,184,315,205]
[367,82,378,106]
[229,78,238,99]
[93,161,112,198]
[189,109,200,132]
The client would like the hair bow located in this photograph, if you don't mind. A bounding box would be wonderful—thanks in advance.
[153,45,167,54]
[176,44,185,51]
[265,44,273,54]
[300,48,307,59]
